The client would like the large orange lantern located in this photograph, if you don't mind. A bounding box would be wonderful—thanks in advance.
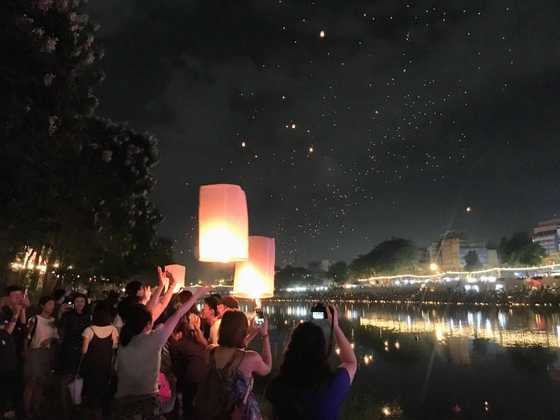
[233,236,275,299]
[198,184,249,263]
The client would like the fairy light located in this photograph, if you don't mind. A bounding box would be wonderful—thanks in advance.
[357,263,560,283]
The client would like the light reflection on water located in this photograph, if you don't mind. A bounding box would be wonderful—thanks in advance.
[252,301,560,419]
[260,302,560,349]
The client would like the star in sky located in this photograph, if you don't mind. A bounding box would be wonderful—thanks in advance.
[88,0,560,273]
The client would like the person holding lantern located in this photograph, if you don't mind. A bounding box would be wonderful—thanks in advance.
[114,267,209,420]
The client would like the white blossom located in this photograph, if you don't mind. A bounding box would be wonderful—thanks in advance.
[43,37,58,53]
[48,115,59,135]
[36,0,53,12]
[84,52,95,64]
[32,28,45,38]
[56,0,69,11]
[102,150,113,162]
[43,73,56,86]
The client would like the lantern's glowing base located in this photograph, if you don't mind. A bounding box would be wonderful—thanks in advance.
[199,224,248,263]
[233,265,273,300]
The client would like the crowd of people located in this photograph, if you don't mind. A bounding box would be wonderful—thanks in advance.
[0,267,357,420]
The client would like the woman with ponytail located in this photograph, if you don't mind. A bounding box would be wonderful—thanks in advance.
[114,271,208,420]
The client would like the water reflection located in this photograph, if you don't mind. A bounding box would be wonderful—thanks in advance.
[256,302,560,419]
[263,303,560,349]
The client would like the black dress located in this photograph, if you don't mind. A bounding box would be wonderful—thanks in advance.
[82,327,114,409]
[59,310,91,373]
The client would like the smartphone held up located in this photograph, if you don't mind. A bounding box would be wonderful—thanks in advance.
[255,308,265,326]
[310,302,329,320]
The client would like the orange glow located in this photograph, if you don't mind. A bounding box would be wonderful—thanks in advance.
[233,236,275,299]
[198,184,248,263]
[165,264,186,292]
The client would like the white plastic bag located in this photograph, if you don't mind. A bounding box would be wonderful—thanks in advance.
[68,376,83,405]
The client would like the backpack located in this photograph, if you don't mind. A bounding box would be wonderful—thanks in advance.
[193,348,247,420]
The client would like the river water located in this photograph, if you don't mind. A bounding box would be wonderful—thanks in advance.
[248,301,560,420]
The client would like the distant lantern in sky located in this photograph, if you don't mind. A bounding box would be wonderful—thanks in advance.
[466,206,472,213]
[198,184,249,263]
[319,30,326,38]
[241,141,246,148]
[233,236,275,299]
[308,146,314,153]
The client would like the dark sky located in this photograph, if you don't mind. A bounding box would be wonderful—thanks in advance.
[87,0,560,272]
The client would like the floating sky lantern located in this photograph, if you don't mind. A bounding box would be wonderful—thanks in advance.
[165,264,186,292]
[198,184,249,263]
[233,236,275,299]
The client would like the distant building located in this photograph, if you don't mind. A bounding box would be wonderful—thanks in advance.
[532,218,560,255]
[430,232,498,271]
[459,241,499,268]
[438,237,462,271]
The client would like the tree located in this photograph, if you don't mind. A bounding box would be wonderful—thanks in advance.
[350,238,419,277]
[275,266,311,289]
[62,118,166,283]
[1,0,104,275]
[499,232,546,266]
[328,261,348,284]
[464,250,482,271]
[0,1,165,289]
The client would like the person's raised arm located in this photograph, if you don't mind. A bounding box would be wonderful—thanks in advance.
[149,270,177,322]
[156,286,210,346]
[244,318,259,347]
[146,267,165,313]
[328,305,357,383]
[250,319,272,376]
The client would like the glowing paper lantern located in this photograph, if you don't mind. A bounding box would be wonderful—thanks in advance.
[198,184,249,263]
[233,236,275,299]
[165,264,186,292]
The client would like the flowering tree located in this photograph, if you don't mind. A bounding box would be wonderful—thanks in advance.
[0,0,167,289]
[75,118,170,280]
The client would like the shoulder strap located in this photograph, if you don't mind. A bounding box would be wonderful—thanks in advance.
[223,349,244,372]
[233,349,246,371]
[28,316,38,344]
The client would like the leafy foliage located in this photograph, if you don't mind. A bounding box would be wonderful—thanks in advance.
[275,266,311,289]
[0,0,166,287]
[328,261,348,284]
[350,238,419,277]
[498,232,546,266]
[464,250,482,271]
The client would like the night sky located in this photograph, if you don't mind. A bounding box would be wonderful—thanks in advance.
[86,0,560,272]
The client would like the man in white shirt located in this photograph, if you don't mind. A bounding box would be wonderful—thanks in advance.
[208,296,240,346]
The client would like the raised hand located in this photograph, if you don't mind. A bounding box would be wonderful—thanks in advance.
[157,266,168,289]
[327,304,339,328]
[166,270,177,290]
[259,318,269,336]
